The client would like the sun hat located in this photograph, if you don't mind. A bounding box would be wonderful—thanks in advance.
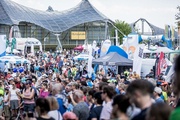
[154,87,162,94]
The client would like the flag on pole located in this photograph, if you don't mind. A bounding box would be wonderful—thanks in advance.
[157,52,167,77]
[133,44,145,75]
[88,45,93,78]
[100,39,111,57]
[9,26,13,41]
[171,26,175,41]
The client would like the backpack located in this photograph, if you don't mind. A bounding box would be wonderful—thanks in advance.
[57,97,66,115]
[31,87,38,100]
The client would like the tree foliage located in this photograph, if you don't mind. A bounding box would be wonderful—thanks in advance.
[111,20,132,44]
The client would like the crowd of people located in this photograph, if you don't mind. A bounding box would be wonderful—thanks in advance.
[0,50,179,120]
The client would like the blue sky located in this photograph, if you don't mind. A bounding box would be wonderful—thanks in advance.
[12,0,179,29]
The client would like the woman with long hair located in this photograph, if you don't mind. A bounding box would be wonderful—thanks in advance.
[47,97,62,120]
[39,83,49,98]
[35,98,55,120]
[22,80,35,113]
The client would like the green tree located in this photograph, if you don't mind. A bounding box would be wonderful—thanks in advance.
[111,20,131,44]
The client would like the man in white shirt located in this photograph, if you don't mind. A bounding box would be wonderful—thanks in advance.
[100,86,116,120]
[4,63,8,76]
[9,81,20,116]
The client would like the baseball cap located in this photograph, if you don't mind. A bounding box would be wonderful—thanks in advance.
[25,80,32,85]
[8,77,14,81]
[87,81,93,88]
[154,87,162,94]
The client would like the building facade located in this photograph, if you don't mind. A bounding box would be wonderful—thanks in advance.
[0,0,112,50]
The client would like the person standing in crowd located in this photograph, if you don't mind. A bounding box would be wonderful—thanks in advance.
[100,86,116,120]
[22,80,35,113]
[52,84,68,115]
[170,55,180,119]
[132,71,141,79]
[63,112,78,120]
[73,90,89,120]
[35,98,55,120]
[87,89,96,110]
[111,94,130,120]
[88,92,103,120]
[118,83,126,95]
[0,92,3,116]
[4,63,8,77]
[146,102,172,120]
[47,97,62,120]
[153,87,164,103]
[9,81,21,116]
[3,86,10,119]
[39,83,49,98]
[0,80,4,96]
[126,79,154,120]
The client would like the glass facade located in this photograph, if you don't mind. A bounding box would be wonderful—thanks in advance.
[0,0,113,49]
[0,21,112,50]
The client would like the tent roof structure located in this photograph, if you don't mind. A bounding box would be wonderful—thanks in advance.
[0,0,109,33]
[92,52,133,66]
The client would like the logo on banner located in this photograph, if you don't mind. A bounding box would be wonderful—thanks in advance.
[129,46,136,54]
[138,48,143,58]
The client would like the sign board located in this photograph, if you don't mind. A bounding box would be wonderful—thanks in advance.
[71,31,86,40]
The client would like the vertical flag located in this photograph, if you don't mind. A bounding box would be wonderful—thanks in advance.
[9,26,13,41]
[100,39,111,57]
[133,44,145,75]
[165,25,172,39]
[0,35,6,57]
[157,52,167,76]
[165,25,168,39]
[123,34,139,59]
[168,25,172,39]
[88,45,93,78]
[157,52,163,76]
[171,26,175,41]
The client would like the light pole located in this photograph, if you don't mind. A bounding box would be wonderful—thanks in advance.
[44,37,47,52]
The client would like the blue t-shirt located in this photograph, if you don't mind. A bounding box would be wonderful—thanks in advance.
[0,96,3,109]
[155,97,164,103]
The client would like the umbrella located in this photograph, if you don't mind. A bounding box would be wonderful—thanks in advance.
[74,54,93,61]
[0,55,29,64]
[74,45,84,51]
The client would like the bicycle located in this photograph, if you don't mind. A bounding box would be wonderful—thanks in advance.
[10,101,25,120]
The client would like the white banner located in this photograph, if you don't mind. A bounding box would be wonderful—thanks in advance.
[88,45,93,78]
[123,34,139,59]
[133,44,145,76]
[0,35,6,56]
[100,39,111,57]
[92,40,97,49]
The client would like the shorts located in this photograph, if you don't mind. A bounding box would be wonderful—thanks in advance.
[4,105,10,117]
[0,108,2,116]
[10,100,19,110]
[24,103,35,112]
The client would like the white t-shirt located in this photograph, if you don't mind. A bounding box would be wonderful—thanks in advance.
[48,110,62,120]
[4,93,9,105]
[10,88,20,101]
[100,101,113,120]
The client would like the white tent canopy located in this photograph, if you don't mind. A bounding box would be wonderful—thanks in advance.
[0,55,30,64]
[74,53,94,61]
[6,47,20,54]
